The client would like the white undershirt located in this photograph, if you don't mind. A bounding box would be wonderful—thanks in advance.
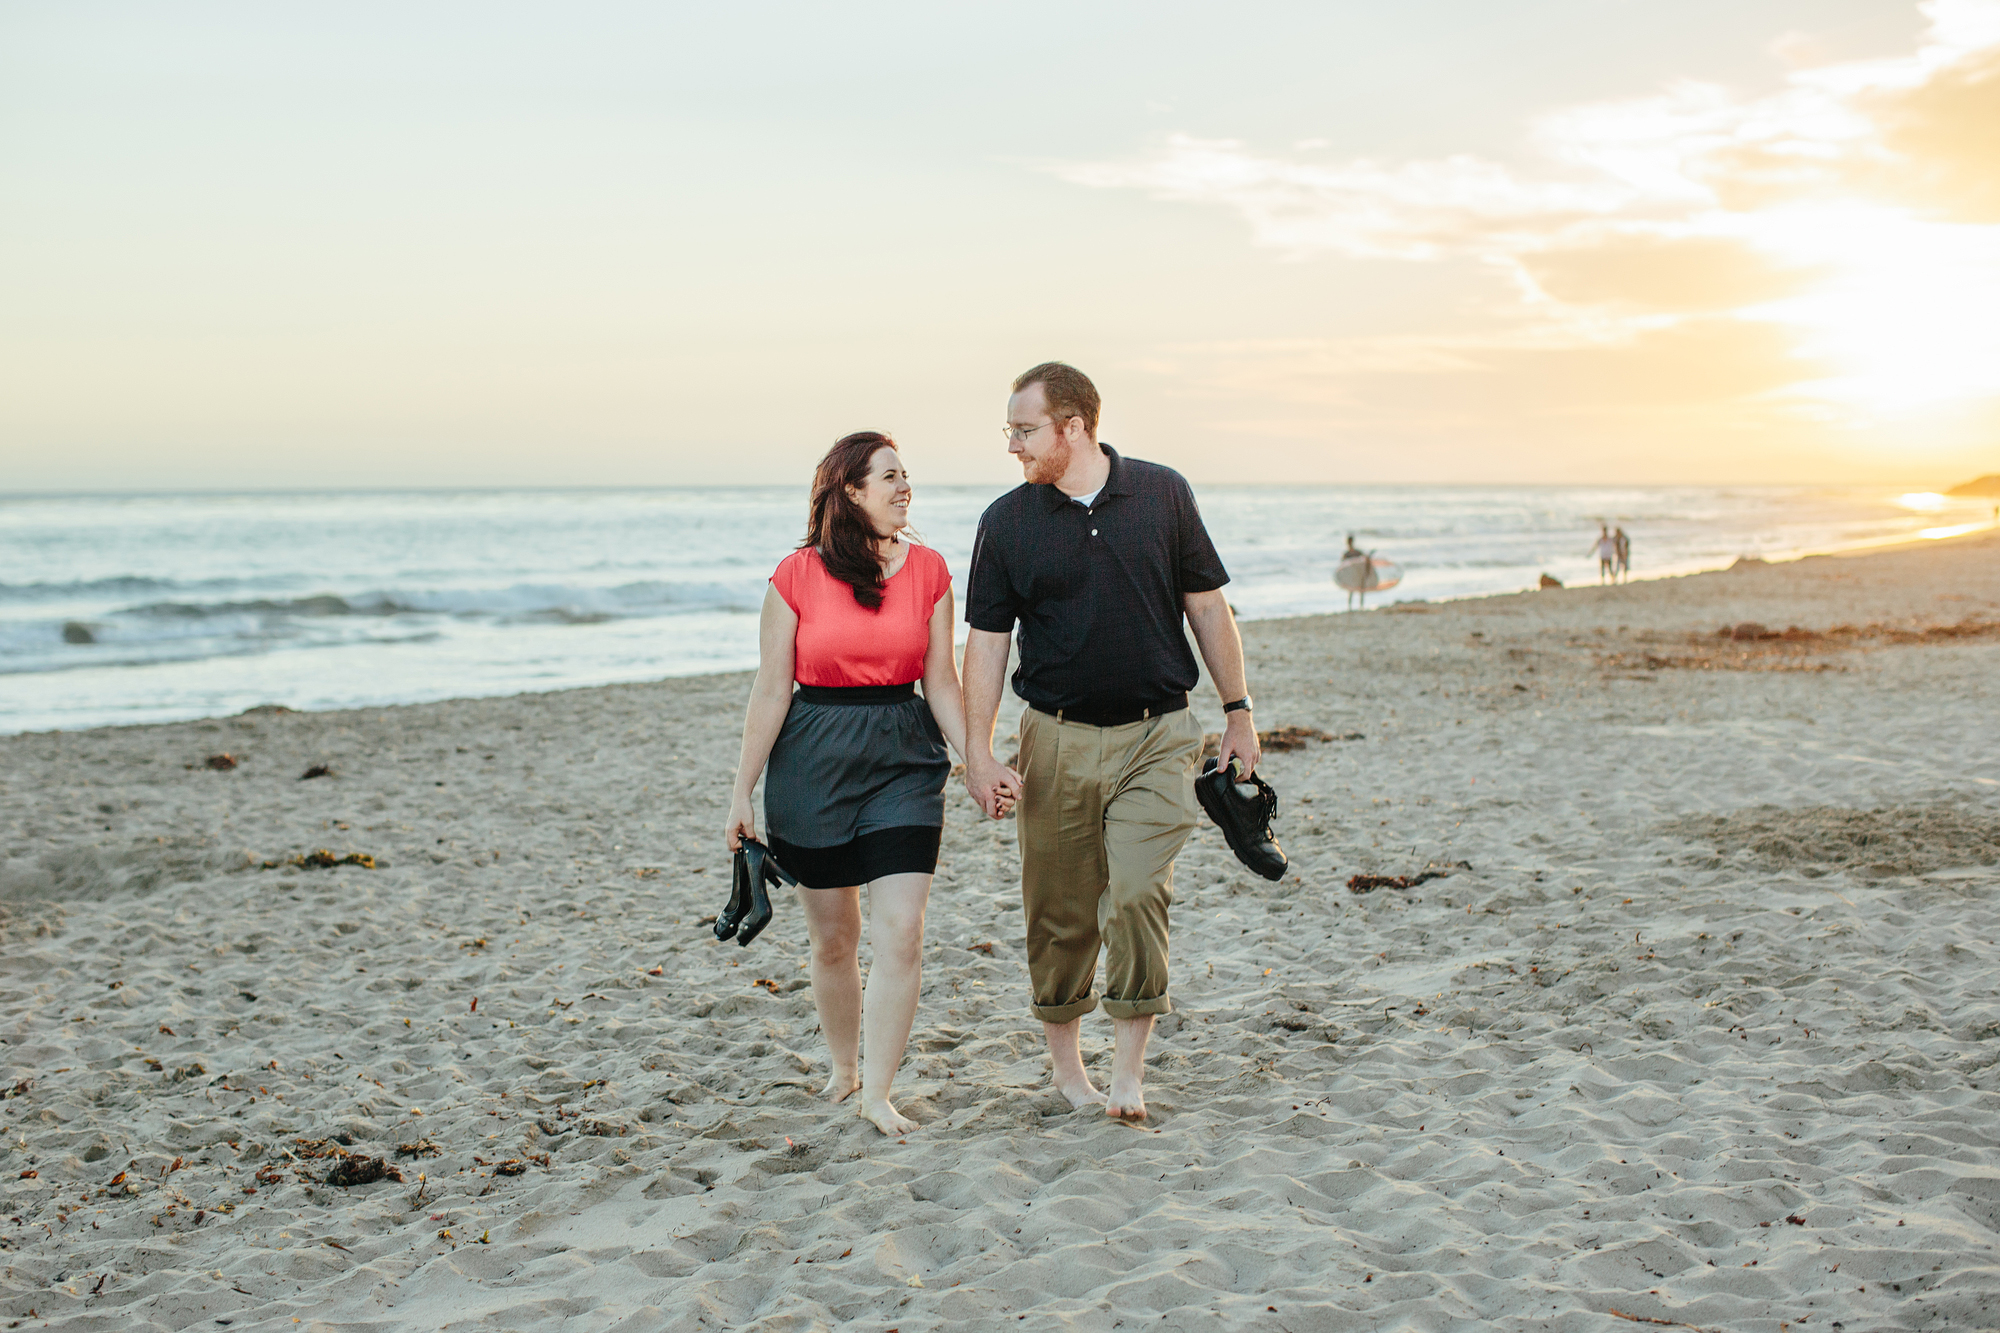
[1070,486,1104,509]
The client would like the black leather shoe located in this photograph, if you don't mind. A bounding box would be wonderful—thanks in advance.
[1196,758,1287,882]
[733,836,798,947]
[715,845,753,941]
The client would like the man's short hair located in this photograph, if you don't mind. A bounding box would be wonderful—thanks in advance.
[1013,362,1100,438]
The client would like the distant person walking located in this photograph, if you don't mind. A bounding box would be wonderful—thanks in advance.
[1592,524,1618,584]
[725,430,989,1137]
[962,361,1260,1123]
[1613,527,1631,583]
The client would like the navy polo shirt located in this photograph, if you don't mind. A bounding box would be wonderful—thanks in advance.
[965,445,1230,714]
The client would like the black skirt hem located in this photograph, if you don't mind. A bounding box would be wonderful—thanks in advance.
[768,825,942,890]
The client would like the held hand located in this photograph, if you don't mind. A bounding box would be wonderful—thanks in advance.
[994,764,1024,818]
[965,755,1022,820]
[1215,710,1262,778]
[723,795,757,852]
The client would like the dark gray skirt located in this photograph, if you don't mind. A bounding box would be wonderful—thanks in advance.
[763,687,950,851]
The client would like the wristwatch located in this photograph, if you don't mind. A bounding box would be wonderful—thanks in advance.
[1222,696,1253,714]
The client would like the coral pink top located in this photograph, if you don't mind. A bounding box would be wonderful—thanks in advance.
[770,543,952,687]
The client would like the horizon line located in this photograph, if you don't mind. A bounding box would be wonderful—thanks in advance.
[2,479,1983,501]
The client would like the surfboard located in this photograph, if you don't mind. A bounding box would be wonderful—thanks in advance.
[1335,556,1402,593]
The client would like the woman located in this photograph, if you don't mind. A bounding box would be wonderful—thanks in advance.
[725,431,999,1137]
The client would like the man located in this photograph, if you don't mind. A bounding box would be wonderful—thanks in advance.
[1337,533,1369,610]
[962,361,1261,1121]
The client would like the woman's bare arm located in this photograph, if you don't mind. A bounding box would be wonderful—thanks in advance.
[920,587,969,761]
[725,586,798,849]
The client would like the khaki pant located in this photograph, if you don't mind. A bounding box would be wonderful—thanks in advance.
[1015,706,1203,1023]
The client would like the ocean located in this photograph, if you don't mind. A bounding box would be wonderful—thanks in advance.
[2,483,1988,734]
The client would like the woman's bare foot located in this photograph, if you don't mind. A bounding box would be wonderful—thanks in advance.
[1105,1072,1146,1121]
[856,1095,918,1136]
[822,1069,861,1103]
[1054,1074,1110,1110]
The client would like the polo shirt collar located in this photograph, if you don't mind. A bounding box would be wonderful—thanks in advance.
[1037,443,1130,511]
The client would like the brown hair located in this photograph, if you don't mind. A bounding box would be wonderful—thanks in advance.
[1012,361,1100,438]
[804,431,899,610]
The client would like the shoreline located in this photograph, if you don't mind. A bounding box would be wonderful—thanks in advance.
[10,518,1995,741]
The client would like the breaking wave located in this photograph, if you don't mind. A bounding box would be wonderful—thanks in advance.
[0,578,770,674]
[4,482,1990,731]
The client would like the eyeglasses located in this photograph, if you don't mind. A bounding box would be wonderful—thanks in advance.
[1002,421,1053,444]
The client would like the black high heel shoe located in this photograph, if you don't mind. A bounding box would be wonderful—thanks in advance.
[733,836,797,947]
[714,843,753,941]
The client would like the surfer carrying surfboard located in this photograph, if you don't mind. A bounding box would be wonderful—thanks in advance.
[1335,533,1402,609]
[961,361,1261,1124]
[1337,535,1369,609]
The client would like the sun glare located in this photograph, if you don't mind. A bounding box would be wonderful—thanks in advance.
[1743,205,2000,417]
[1897,491,1948,510]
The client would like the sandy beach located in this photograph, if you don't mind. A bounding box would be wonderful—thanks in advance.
[5,530,1999,1332]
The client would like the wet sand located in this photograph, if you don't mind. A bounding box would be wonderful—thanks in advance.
[4,529,1999,1331]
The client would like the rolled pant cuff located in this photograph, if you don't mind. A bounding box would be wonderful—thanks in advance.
[1101,994,1173,1020]
[1031,994,1099,1024]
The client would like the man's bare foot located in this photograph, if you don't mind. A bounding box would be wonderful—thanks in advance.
[856,1095,918,1136]
[1053,1075,1109,1110]
[1104,1014,1153,1120]
[1105,1072,1146,1121]
[822,1069,861,1103]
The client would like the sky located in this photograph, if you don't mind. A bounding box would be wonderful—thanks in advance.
[2,0,1997,490]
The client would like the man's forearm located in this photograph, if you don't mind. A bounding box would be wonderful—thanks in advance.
[962,629,1011,763]
[1185,594,1248,702]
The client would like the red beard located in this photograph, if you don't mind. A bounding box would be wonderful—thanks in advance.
[1021,435,1073,486]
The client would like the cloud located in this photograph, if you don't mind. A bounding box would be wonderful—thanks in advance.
[1871,44,2000,220]
[1519,235,1822,312]
[1143,319,1816,423]
[1062,2,2000,253]
[1057,0,2000,421]
[1055,139,1632,261]
[1114,319,1860,484]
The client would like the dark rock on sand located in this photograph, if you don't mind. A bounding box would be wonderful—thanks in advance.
[323,1155,401,1187]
